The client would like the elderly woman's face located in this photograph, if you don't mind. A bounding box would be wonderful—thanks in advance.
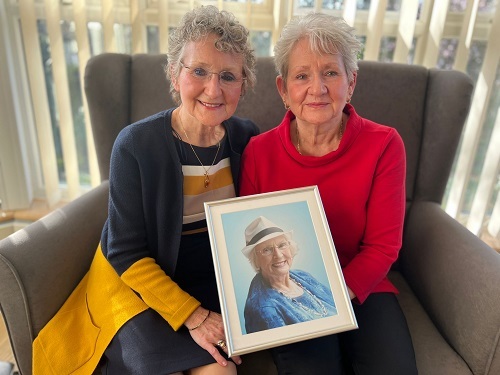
[173,33,244,126]
[276,37,356,128]
[254,235,293,282]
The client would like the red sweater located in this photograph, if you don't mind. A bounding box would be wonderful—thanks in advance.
[240,105,406,303]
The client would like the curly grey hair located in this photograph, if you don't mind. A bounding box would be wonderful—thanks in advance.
[248,236,299,273]
[166,5,256,105]
[274,13,362,85]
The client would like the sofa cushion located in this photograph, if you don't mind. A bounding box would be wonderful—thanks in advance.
[389,271,471,375]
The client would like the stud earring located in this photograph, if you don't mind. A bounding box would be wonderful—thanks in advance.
[283,100,290,110]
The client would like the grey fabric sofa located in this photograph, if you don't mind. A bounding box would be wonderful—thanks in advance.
[1,54,499,375]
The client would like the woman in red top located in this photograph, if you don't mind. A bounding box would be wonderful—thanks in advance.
[240,13,417,374]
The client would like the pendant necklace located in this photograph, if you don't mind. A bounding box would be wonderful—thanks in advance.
[178,115,221,188]
[275,276,328,317]
[296,116,344,155]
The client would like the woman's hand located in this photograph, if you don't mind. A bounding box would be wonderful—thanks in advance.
[185,307,242,367]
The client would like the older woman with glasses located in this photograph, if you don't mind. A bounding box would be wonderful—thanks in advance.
[33,5,258,375]
[242,216,337,334]
[96,6,260,375]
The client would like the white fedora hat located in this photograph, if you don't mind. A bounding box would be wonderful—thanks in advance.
[241,216,293,258]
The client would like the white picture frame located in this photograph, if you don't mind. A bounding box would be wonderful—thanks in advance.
[204,186,358,357]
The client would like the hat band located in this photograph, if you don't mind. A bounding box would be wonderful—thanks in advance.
[246,227,283,246]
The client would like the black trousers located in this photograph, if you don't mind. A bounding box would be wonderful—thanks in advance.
[270,293,418,375]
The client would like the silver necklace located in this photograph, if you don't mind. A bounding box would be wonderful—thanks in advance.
[276,276,328,317]
[296,116,344,155]
[178,115,221,188]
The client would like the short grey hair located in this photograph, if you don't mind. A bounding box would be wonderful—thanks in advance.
[248,236,299,273]
[274,13,362,85]
[166,5,256,105]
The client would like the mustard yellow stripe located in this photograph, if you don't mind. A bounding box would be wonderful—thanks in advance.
[182,227,209,235]
[183,166,233,196]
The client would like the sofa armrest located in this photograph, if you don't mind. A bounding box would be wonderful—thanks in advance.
[0,181,109,375]
[401,201,500,375]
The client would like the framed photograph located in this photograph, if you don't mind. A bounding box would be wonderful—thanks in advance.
[204,186,357,357]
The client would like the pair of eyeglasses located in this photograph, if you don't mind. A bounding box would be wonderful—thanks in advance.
[257,241,290,257]
[180,62,245,88]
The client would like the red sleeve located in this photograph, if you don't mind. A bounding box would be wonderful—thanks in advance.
[342,130,406,303]
[239,138,258,196]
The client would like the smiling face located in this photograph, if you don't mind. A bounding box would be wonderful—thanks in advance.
[172,33,245,127]
[277,37,356,129]
[254,235,294,285]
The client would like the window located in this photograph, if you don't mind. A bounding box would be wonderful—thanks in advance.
[1,0,498,242]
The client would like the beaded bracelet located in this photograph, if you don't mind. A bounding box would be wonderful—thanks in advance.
[189,310,210,331]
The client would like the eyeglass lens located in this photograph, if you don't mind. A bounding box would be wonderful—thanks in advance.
[181,63,243,86]
[260,241,290,256]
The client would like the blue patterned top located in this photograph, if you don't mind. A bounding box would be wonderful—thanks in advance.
[244,269,337,334]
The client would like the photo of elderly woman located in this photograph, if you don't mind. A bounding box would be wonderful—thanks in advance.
[241,216,337,334]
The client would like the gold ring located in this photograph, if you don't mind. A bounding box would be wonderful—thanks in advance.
[216,340,227,349]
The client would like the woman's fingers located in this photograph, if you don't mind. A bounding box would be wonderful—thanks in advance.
[190,331,228,366]
[231,354,242,365]
[214,340,242,364]
[188,311,242,366]
[204,341,229,366]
